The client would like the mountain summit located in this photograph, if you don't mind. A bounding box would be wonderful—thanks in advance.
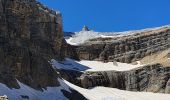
[82,25,90,31]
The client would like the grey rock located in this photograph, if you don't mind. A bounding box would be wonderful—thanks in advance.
[75,27,170,63]
[61,64,170,94]
[165,79,170,93]
[0,0,65,89]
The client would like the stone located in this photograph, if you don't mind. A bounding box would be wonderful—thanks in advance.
[165,79,170,93]
[82,25,90,31]
[0,95,8,100]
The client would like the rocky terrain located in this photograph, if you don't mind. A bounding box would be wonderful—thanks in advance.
[0,0,65,89]
[0,0,86,99]
[57,61,170,94]
[75,26,170,63]
[0,0,170,100]
[63,26,170,94]
[80,64,170,93]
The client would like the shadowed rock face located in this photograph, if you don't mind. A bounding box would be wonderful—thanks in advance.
[0,0,66,89]
[76,27,170,63]
[0,1,87,99]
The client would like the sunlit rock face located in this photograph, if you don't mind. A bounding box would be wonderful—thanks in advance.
[61,21,170,95]
[0,0,66,89]
[61,63,170,94]
[75,26,170,63]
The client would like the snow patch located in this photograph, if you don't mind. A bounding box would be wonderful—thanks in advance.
[66,25,170,45]
[0,79,71,100]
[64,79,170,100]
[51,58,143,72]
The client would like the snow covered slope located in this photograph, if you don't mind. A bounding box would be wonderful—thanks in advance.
[65,25,170,45]
[51,58,143,72]
[2,77,169,100]
[64,79,170,100]
[0,79,71,100]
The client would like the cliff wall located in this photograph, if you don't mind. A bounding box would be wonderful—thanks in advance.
[0,0,65,89]
[61,64,170,94]
[76,27,170,63]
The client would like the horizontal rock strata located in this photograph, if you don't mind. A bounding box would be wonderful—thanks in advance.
[76,27,170,63]
[61,64,170,93]
[0,0,65,89]
[80,64,170,93]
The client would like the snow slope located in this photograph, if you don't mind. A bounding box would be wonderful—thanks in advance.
[64,79,170,100]
[51,58,143,72]
[50,59,170,100]
[0,78,71,100]
[1,77,170,100]
[65,25,170,45]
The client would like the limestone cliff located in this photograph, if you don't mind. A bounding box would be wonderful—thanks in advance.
[60,64,170,94]
[0,0,65,89]
[62,26,170,94]
[76,26,170,63]
[0,1,87,99]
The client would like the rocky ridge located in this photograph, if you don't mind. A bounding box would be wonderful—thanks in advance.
[75,26,170,63]
[0,0,66,89]
[0,0,170,99]
[80,64,170,93]
[0,0,87,99]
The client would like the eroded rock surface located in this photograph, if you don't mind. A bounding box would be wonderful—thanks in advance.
[76,26,170,63]
[0,0,65,89]
[62,64,170,93]
[61,22,170,94]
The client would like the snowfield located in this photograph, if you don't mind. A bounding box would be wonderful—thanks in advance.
[50,59,170,100]
[0,76,170,100]
[64,79,170,100]
[0,78,71,100]
[65,25,170,45]
[51,58,143,72]
[1,78,170,100]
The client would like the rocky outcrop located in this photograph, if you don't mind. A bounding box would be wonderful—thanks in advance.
[65,44,80,60]
[60,64,170,94]
[165,79,170,93]
[0,95,8,100]
[0,0,66,89]
[0,0,87,99]
[76,26,170,63]
[82,26,90,31]
[78,64,170,93]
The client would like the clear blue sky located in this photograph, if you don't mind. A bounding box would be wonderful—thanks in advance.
[38,0,170,32]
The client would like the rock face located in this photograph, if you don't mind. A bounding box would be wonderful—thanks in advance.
[0,1,87,99]
[165,79,170,93]
[76,27,170,63]
[82,26,90,31]
[61,20,170,94]
[65,44,80,60]
[0,0,66,89]
[64,64,170,93]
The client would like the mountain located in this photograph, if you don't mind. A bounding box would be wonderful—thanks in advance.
[63,25,170,94]
[0,0,85,99]
[0,0,170,100]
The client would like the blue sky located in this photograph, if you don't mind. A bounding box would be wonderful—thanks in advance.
[38,0,170,32]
